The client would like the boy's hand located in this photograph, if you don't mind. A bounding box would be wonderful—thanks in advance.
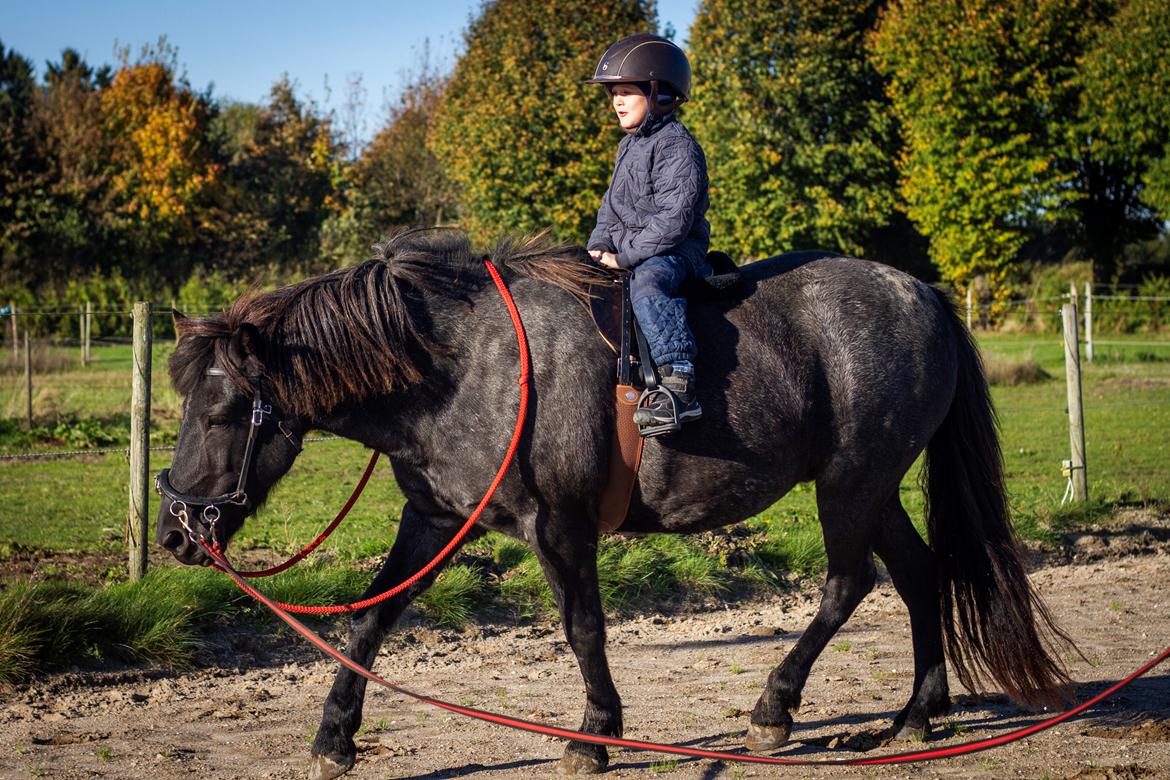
[588,248,620,269]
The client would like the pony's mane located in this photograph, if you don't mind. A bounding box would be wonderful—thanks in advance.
[169,229,604,418]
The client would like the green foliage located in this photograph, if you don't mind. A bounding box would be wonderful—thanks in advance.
[175,268,250,314]
[415,564,486,627]
[1078,0,1170,219]
[429,0,654,245]
[871,0,1108,295]
[687,0,901,260]
[209,79,345,275]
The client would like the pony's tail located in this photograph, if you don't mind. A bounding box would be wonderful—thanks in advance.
[923,291,1075,709]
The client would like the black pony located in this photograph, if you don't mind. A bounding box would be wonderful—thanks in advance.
[157,230,1071,779]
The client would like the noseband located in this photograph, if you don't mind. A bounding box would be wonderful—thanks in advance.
[155,368,302,546]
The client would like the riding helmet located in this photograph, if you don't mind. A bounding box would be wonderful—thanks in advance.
[586,33,690,115]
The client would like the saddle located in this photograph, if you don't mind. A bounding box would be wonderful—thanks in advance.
[590,251,742,534]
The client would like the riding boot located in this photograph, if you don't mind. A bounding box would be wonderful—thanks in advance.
[633,364,702,436]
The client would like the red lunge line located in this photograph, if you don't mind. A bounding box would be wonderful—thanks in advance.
[232,451,380,578]
[203,259,1170,766]
[213,259,530,615]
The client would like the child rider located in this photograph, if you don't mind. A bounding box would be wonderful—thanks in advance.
[586,33,711,436]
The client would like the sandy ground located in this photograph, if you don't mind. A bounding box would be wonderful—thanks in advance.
[2,514,1169,780]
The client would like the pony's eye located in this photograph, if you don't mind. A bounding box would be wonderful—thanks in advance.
[208,415,231,428]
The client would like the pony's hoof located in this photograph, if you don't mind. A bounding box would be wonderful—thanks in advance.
[892,722,928,742]
[557,747,608,775]
[308,751,355,780]
[745,722,791,752]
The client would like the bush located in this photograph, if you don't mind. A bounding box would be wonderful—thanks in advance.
[984,354,1051,386]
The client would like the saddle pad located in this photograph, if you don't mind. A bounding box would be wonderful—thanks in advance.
[597,384,644,534]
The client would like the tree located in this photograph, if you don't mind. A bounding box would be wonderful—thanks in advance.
[1076,0,1170,279]
[871,0,1108,294]
[0,42,42,288]
[430,0,654,245]
[686,0,908,264]
[210,78,345,274]
[100,44,220,268]
[353,60,454,231]
[30,49,118,279]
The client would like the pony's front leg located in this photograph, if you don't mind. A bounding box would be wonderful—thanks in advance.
[532,519,622,775]
[309,504,472,780]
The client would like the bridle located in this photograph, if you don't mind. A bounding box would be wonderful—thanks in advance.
[155,367,302,547]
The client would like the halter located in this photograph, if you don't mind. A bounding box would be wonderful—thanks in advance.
[155,367,302,545]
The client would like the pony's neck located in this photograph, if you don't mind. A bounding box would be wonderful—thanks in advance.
[308,287,470,458]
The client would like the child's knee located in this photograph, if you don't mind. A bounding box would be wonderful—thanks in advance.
[631,256,687,300]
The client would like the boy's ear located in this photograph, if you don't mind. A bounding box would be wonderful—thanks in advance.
[228,323,265,374]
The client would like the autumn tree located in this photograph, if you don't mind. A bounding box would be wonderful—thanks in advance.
[872,0,1110,294]
[687,0,913,266]
[430,0,654,245]
[101,44,219,265]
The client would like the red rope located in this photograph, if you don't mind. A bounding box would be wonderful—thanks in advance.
[204,542,1169,767]
[212,259,530,615]
[232,451,380,578]
[201,258,1170,766]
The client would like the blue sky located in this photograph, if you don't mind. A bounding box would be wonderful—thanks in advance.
[2,0,699,142]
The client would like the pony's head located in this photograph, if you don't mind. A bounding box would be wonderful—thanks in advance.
[156,313,305,565]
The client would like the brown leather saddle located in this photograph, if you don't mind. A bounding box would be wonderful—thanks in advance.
[587,252,741,534]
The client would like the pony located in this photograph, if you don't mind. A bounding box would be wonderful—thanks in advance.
[156,229,1071,779]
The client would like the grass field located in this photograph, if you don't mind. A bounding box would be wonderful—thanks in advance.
[1,331,1167,680]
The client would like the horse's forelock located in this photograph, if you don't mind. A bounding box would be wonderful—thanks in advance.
[169,317,235,397]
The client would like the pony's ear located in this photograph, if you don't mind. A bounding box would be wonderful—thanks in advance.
[229,323,265,373]
[172,309,189,337]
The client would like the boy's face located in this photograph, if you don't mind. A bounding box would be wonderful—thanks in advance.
[609,84,648,132]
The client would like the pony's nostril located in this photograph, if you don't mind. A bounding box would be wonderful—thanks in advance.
[161,530,185,550]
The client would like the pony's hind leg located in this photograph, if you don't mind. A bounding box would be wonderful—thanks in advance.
[872,497,951,740]
[746,487,878,752]
[530,516,622,775]
[309,504,473,780]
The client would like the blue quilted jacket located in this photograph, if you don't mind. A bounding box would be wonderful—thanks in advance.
[587,114,710,272]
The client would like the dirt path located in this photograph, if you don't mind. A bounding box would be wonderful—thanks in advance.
[3,548,1168,780]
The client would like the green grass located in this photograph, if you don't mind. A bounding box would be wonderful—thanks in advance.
[415,564,486,627]
[0,561,372,684]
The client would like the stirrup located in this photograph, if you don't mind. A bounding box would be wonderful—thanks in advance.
[633,386,682,438]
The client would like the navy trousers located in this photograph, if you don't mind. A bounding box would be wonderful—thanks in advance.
[629,254,708,366]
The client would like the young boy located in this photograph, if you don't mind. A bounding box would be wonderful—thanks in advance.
[586,33,711,434]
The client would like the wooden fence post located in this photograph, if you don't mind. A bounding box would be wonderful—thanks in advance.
[128,302,153,581]
[966,286,974,331]
[84,300,93,364]
[1084,282,1093,363]
[23,330,32,430]
[79,304,86,366]
[9,302,17,364]
[1061,303,1088,502]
